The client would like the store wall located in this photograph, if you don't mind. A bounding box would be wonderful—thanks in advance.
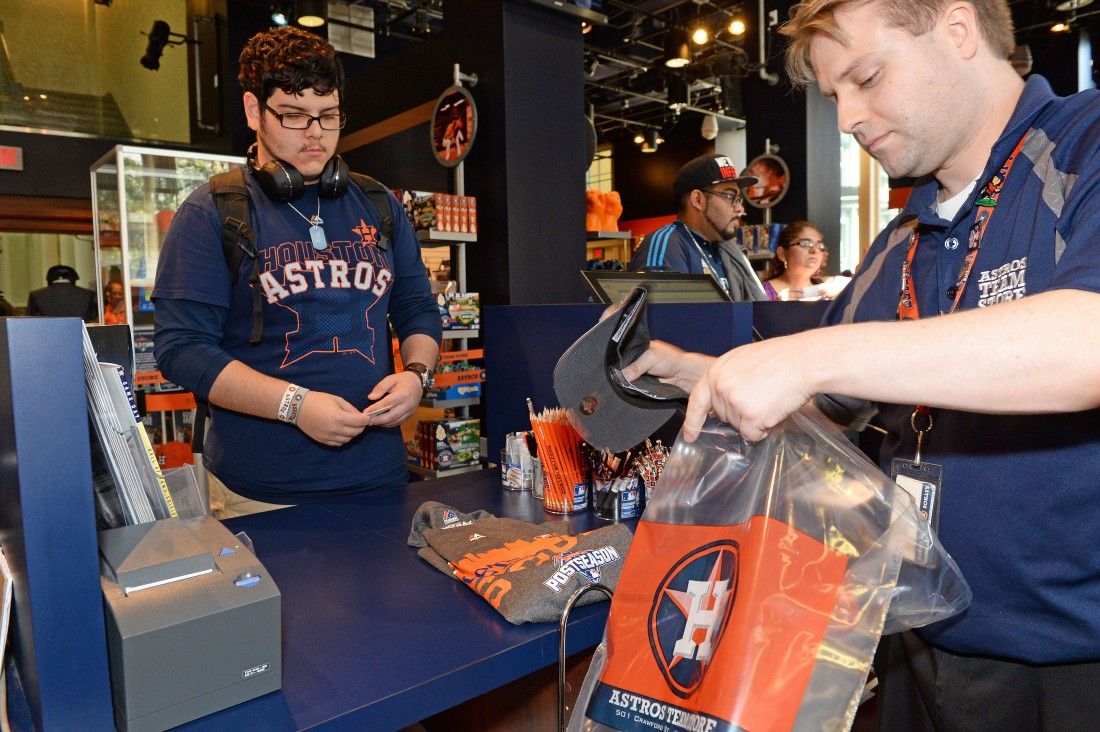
[0,131,120,199]
[341,0,587,306]
[610,115,715,222]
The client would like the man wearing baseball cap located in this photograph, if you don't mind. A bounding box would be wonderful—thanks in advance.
[629,154,767,301]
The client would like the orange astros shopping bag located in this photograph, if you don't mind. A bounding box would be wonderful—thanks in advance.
[570,406,971,732]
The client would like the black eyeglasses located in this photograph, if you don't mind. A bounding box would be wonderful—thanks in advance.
[701,189,744,207]
[262,103,346,130]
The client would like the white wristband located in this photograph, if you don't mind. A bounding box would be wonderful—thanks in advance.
[277,383,310,424]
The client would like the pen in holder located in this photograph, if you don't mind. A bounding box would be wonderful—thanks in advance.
[527,399,587,514]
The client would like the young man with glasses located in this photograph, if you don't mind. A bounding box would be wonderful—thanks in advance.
[629,154,768,301]
[153,26,440,516]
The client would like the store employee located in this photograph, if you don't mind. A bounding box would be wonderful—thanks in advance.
[621,0,1100,728]
[153,26,440,517]
[629,154,768,301]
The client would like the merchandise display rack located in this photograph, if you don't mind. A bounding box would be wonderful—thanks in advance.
[406,62,482,479]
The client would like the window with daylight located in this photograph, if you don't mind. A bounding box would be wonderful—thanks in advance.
[586,144,614,192]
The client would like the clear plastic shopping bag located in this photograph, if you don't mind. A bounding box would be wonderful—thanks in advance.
[569,405,971,732]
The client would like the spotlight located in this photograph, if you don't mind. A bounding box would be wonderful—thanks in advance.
[691,26,709,45]
[728,17,747,36]
[700,113,718,140]
[667,74,689,111]
[664,26,691,68]
[633,132,645,144]
[1055,0,1093,10]
[140,20,185,71]
[296,0,325,27]
[1051,21,1071,32]
[641,128,660,153]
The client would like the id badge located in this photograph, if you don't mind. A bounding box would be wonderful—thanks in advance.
[890,458,943,565]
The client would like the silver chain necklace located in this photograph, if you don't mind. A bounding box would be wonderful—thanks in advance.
[286,194,329,251]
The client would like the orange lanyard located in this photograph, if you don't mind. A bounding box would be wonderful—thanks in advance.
[897,132,1030,321]
[896,131,1029,461]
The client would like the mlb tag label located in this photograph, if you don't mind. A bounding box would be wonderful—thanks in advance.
[587,517,848,732]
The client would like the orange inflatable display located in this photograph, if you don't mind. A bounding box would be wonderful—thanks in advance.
[586,189,606,232]
[601,191,623,232]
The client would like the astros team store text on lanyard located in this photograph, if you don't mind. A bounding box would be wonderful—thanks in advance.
[891,131,1029,534]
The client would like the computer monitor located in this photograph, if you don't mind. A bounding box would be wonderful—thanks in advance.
[581,271,732,305]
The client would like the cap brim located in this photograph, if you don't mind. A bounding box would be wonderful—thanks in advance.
[553,288,686,452]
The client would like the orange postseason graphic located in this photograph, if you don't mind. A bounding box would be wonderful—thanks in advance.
[586,517,849,732]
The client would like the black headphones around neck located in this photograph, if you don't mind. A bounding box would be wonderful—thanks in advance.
[246,143,351,202]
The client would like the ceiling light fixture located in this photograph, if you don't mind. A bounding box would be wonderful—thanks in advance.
[728,17,747,35]
[296,0,325,28]
[1051,21,1071,32]
[140,20,189,71]
[691,25,709,45]
[664,26,691,68]
[641,128,660,153]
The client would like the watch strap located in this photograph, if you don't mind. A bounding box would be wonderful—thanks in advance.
[404,362,434,391]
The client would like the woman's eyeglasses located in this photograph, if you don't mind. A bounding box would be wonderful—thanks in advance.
[790,239,828,252]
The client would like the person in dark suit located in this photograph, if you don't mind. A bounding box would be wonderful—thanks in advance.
[26,265,98,322]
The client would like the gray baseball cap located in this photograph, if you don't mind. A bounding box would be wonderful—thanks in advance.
[553,288,687,452]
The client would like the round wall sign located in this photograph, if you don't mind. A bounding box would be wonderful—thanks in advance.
[431,86,477,167]
[743,153,790,209]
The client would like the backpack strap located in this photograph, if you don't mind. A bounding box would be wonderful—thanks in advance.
[349,172,394,250]
[210,167,264,346]
[195,167,261,456]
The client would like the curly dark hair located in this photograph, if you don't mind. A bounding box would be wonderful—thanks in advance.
[238,26,344,104]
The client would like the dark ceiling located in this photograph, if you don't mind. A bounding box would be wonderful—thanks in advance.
[248,0,1100,136]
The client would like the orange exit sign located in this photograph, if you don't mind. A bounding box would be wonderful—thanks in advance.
[0,145,23,171]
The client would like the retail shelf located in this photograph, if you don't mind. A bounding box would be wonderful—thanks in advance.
[586,230,631,240]
[417,229,477,244]
[420,396,480,409]
[407,462,484,479]
[440,328,479,339]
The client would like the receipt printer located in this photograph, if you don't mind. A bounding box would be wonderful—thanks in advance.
[99,515,281,731]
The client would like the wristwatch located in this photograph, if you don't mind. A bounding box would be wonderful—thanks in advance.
[404,362,434,392]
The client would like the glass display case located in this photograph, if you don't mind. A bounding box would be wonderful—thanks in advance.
[91,145,244,328]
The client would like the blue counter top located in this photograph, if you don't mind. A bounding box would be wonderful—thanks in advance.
[176,470,622,730]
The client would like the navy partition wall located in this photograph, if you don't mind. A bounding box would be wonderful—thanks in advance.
[0,318,114,729]
[482,301,829,461]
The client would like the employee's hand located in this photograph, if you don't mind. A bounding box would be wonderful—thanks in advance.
[619,340,715,394]
[362,371,423,428]
[682,335,814,443]
[295,392,372,446]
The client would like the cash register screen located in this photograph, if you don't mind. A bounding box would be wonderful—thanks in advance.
[582,271,733,305]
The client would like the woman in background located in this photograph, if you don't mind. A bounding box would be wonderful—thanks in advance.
[761,221,827,301]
